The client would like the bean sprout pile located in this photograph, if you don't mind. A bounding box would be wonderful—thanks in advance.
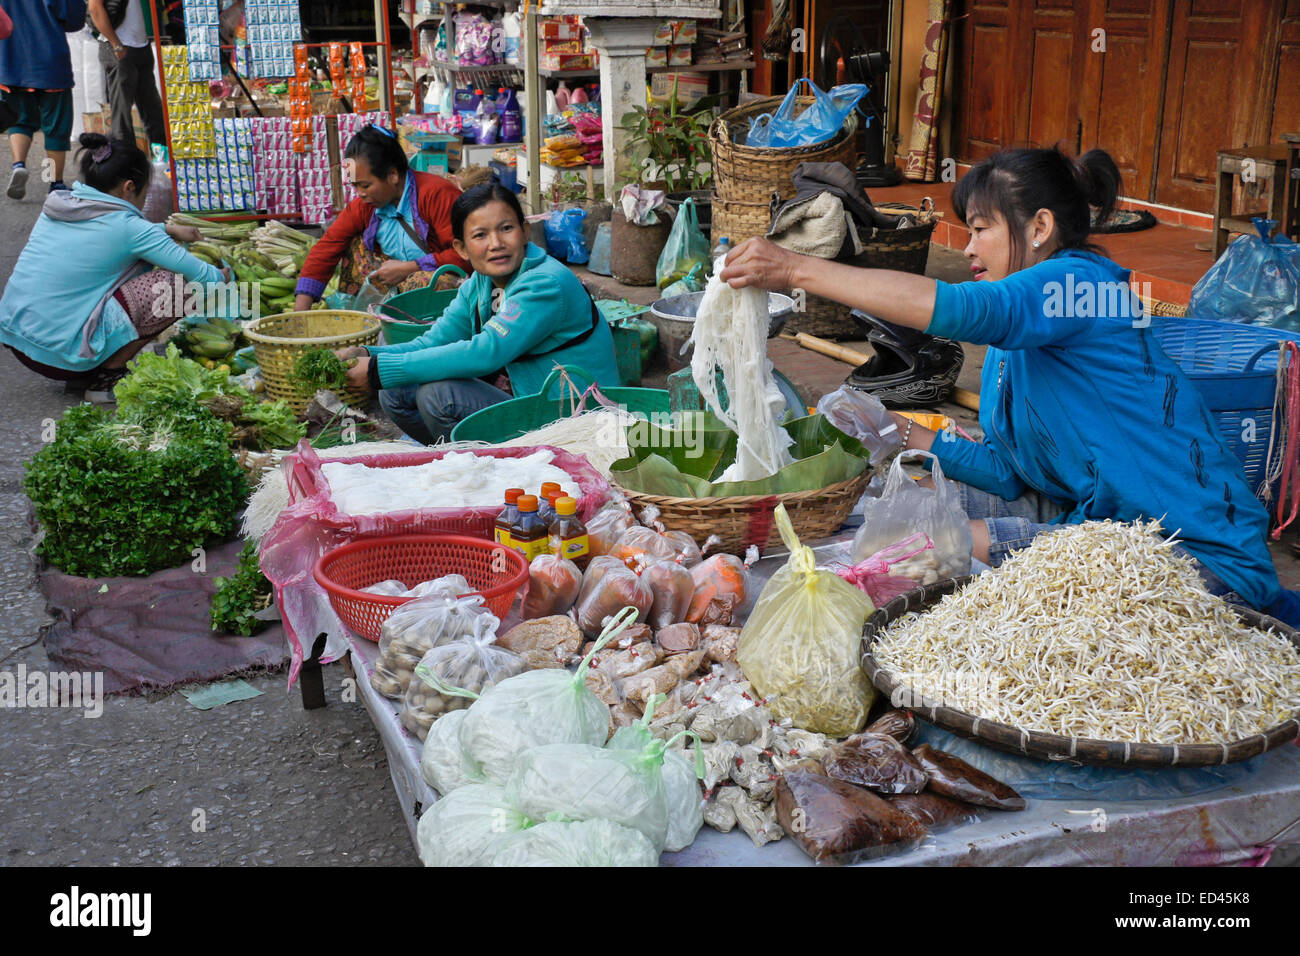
[872,520,1300,745]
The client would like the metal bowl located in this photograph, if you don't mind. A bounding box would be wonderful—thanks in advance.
[649,291,795,368]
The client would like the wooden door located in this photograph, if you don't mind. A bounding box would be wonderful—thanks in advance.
[1267,0,1300,143]
[1077,0,1172,202]
[1153,0,1277,209]
[950,0,1020,161]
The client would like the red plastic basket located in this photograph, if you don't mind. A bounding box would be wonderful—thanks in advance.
[313,534,530,641]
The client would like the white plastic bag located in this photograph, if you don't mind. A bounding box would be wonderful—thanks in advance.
[607,694,705,852]
[853,450,973,582]
[419,709,485,794]
[416,783,531,867]
[370,593,500,701]
[458,607,639,784]
[489,818,658,867]
[815,386,901,460]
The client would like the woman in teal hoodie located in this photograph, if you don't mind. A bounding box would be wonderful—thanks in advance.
[720,146,1300,626]
[0,132,224,391]
[341,182,620,444]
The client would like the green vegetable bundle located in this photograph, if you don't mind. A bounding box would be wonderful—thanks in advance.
[210,541,273,636]
[291,348,351,393]
[24,404,248,578]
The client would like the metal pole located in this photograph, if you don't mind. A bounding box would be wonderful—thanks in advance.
[524,7,542,213]
[150,0,179,214]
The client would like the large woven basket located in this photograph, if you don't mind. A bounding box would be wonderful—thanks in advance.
[614,469,871,556]
[861,577,1300,768]
[244,310,381,413]
[787,202,937,338]
[709,95,859,243]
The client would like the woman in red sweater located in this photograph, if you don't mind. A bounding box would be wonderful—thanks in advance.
[293,124,468,310]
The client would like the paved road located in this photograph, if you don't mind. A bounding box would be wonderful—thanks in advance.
[0,137,418,866]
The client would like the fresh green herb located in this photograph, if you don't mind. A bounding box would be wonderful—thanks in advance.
[114,342,251,414]
[210,541,273,636]
[291,349,350,393]
[23,403,248,577]
[239,400,307,450]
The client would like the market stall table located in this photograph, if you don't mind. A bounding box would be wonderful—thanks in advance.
[345,529,1300,866]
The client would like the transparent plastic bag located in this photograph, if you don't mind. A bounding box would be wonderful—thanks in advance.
[737,504,876,736]
[821,733,928,794]
[644,559,695,629]
[815,385,902,460]
[587,506,636,556]
[574,563,652,637]
[403,635,525,740]
[416,783,532,867]
[458,608,638,784]
[370,593,500,700]
[610,525,678,572]
[607,694,706,852]
[351,271,390,313]
[1187,218,1300,330]
[420,708,486,794]
[522,554,583,619]
[853,451,973,582]
[489,818,658,867]
[686,554,749,626]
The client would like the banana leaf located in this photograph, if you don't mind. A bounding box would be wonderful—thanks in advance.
[611,413,871,497]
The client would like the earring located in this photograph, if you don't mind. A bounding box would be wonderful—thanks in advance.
[1032,240,1042,249]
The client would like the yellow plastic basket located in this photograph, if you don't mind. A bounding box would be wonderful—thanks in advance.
[244,310,381,412]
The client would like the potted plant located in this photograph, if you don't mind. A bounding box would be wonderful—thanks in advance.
[620,84,716,194]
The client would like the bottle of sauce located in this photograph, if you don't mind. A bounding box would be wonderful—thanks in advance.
[537,482,562,524]
[549,496,590,569]
[495,488,524,548]
[509,494,549,562]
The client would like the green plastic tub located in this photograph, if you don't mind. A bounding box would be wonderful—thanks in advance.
[377,265,467,345]
[450,365,671,444]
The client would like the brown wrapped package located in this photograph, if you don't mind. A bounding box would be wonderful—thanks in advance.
[580,623,651,657]
[574,564,653,637]
[521,555,583,619]
[644,560,696,629]
[774,769,927,864]
[655,622,701,655]
[620,649,707,704]
[497,616,583,657]
[887,792,981,831]
[863,708,917,746]
[912,744,1026,811]
[583,668,621,706]
[588,642,663,681]
[822,733,928,795]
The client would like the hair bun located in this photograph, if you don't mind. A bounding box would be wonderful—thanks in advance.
[78,131,108,150]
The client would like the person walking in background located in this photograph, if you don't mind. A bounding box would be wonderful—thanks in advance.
[0,0,88,198]
[88,0,164,149]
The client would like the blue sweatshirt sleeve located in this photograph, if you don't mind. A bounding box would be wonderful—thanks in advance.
[372,272,567,389]
[929,432,1028,501]
[926,259,1108,349]
[368,279,480,358]
[125,219,223,285]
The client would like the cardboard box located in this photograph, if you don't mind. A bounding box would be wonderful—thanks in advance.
[645,46,690,67]
[543,37,584,55]
[651,71,708,107]
[652,19,696,46]
[539,17,581,40]
[540,52,595,71]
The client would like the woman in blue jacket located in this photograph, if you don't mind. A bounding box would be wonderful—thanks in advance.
[340,183,620,444]
[0,132,224,392]
[720,146,1300,625]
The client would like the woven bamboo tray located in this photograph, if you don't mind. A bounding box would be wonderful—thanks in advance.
[861,577,1300,768]
[244,310,380,413]
[709,96,859,209]
[614,469,871,556]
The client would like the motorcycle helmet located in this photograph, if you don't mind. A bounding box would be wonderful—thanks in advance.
[844,311,964,408]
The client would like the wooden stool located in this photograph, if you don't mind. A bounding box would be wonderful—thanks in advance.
[1212,144,1290,259]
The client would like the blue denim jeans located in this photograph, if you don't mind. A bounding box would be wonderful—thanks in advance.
[956,482,1242,601]
[377,378,511,445]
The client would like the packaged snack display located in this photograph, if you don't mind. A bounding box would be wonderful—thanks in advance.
[243,0,305,78]
[181,0,221,80]
[161,47,215,160]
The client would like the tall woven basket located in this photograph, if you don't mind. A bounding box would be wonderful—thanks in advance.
[788,202,937,338]
[244,310,381,413]
[709,95,859,245]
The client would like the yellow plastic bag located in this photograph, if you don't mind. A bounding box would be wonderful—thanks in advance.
[736,504,876,736]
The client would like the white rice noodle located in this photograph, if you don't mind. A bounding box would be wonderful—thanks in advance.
[688,255,794,482]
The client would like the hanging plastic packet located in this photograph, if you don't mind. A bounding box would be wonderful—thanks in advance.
[832,532,935,606]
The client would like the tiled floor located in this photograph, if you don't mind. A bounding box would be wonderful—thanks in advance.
[868,180,1216,307]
